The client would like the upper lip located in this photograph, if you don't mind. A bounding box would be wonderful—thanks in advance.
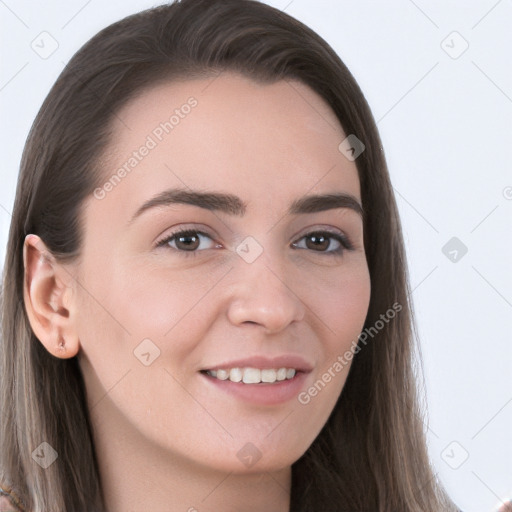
[201,355,314,373]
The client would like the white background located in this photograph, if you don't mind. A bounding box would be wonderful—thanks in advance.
[1,1,511,511]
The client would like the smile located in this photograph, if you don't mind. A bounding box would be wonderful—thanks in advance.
[202,367,297,384]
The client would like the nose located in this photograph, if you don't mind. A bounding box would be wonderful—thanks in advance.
[226,252,306,334]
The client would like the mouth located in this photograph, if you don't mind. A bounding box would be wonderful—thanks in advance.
[199,366,310,405]
[200,367,301,384]
[198,355,313,405]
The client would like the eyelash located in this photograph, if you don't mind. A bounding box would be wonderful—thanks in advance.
[155,228,354,257]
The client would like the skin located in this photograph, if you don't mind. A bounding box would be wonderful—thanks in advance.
[23,72,371,512]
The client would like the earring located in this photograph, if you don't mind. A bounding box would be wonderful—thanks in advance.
[58,339,66,352]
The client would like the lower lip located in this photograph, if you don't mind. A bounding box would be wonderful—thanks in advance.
[200,371,310,406]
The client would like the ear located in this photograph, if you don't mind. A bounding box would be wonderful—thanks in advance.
[23,234,80,359]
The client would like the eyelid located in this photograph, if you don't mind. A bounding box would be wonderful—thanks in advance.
[293,224,354,247]
[292,228,354,253]
[155,228,220,250]
[154,223,218,247]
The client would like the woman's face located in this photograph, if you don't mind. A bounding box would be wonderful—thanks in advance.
[72,72,371,474]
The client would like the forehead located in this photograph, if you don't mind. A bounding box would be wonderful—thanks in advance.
[93,72,361,220]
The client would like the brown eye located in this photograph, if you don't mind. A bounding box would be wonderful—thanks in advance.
[156,229,218,254]
[174,232,201,251]
[292,230,353,256]
[305,233,330,251]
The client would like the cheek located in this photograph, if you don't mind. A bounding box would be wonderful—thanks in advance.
[306,260,371,351]
[291,260,370,409]
[110,258,231,341]
[74,259,212,430]
[76,254,231,374]
[331,278,371,352]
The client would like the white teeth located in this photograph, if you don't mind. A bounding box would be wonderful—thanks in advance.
[276,368,287,381]
[243,368,261,384]
[229,368,243,383]
[261,369,276,383]
[286,368,296,379]
[205,367,298,383]
[216,369,229,380]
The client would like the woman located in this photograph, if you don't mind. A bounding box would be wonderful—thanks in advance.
[0,0,464,510]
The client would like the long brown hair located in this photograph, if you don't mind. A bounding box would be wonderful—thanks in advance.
[0,1,459,510]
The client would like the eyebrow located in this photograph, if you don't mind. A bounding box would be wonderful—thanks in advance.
[129,188,364,224]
